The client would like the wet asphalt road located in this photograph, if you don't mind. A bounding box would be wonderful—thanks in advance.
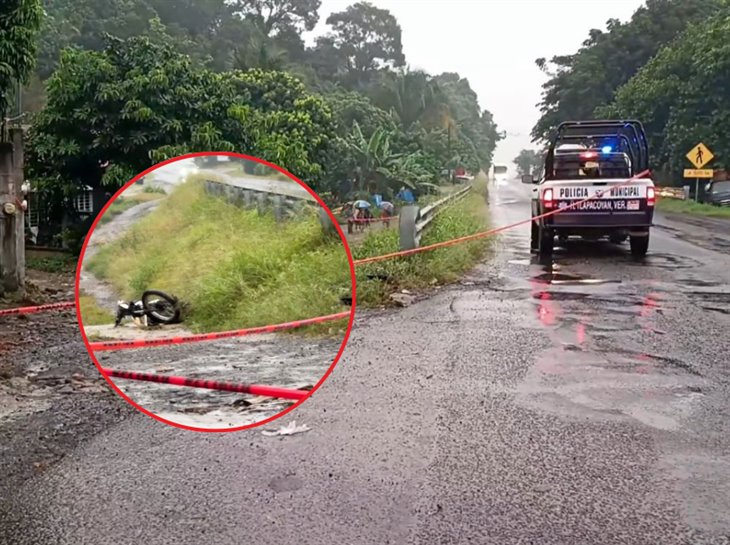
[2,183,730,544]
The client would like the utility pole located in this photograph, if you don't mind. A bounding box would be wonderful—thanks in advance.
[0,127,26,293]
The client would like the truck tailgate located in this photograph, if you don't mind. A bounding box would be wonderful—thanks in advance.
[547,178,655,227]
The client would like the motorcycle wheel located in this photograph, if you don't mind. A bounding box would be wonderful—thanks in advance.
[141,290,181,324]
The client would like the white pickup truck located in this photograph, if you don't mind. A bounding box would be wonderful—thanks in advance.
[524,120,656,260]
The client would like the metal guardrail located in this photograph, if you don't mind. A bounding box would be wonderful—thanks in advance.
[655,186,688,200]
[399,184,473,251]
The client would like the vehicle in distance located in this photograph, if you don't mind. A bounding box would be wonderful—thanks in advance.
[524,120,656,260]
[492,164,509,185]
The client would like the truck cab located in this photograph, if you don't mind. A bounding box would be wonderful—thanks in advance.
[524,120,655,261]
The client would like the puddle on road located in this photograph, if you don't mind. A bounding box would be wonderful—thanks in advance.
[531,271,621,286]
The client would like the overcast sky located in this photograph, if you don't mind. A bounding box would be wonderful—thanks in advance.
[305,0,645,174]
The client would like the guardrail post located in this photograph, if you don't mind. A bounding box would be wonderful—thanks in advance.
[256,193,266,215]
[273,194,284,222]
[318,208,338,236]
[399,205,420,251]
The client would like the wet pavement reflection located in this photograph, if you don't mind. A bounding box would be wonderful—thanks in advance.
[486,181,729,433]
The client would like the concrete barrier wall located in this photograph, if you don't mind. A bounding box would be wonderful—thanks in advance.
[202,175,338,235]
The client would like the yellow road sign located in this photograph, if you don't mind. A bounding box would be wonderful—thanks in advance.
[686,143,714,169]
[684,169,713,178]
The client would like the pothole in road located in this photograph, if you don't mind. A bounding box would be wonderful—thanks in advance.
[532,271,622,285]
[624,253,701,270]
[676,277,721,288]
[597,348,702,377]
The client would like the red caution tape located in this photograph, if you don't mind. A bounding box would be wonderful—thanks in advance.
[89,311,350,352]
[0,301,76,317]
[101,367,308,400]
[353,170,652,266]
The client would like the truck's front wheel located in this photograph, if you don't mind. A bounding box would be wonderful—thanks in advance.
[629,233,649,258]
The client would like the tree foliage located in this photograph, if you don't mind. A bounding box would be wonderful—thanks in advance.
[25,0,502,235]
[532,0,726,142]
[26,35,335,209]
[598,11,730,178]
[0,0,44,116]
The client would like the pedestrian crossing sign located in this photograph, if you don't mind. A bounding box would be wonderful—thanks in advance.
[686,142,713,169]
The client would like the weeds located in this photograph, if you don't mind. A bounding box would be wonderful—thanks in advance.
[26,255,75,273]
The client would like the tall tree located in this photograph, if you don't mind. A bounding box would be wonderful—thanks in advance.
[230,0,321,36]
[316,2,405,89]
[0,0,44,116]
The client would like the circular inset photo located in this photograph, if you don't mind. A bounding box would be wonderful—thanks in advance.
[75,152,355,431]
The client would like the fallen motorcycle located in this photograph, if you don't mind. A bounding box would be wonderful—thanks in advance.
[114,290,181,328]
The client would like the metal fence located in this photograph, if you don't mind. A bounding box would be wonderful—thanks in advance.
[398,184,473,250]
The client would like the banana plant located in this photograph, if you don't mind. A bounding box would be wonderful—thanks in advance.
[347,121,440,196]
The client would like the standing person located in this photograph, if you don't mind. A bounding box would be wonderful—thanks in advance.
[352,199,372,230]
[379,200,395,227]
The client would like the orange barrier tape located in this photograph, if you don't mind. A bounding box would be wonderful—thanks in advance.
[353,170,652,266]
[89,311,351,352]
[349,216,398,224]
[0,301,76,317]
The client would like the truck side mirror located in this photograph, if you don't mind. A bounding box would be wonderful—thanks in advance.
[521,174,536,184]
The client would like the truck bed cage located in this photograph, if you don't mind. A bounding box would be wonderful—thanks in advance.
[544,120,649,180]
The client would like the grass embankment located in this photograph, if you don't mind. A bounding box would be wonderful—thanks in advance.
[85,177,350,336]
[78,291,115,325]
[354,175,491,306]
[657,197,730,219]
[98,189,166,225]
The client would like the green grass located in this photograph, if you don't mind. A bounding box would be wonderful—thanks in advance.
[353,175,491,307]
[78,292,115,325]
[85,177,351,336]
[26,254,75,273]
[657,197,730,218]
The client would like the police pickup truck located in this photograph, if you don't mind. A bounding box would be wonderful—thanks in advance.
[524,120,655,260]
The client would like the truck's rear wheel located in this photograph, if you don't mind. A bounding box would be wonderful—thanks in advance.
[629,234,649,258]
[610,234,628,244]
[538,227,554,262]
[530,218,538,252]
